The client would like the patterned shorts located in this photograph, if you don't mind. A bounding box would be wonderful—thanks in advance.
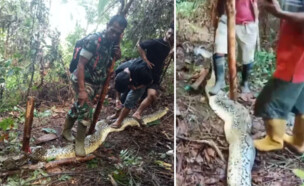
[68,74,102,126]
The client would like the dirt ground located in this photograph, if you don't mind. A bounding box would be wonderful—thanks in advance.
[176,43,304,186]
[0,83,174,185]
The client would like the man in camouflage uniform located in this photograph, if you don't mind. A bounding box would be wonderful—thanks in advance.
[62,15,128,157]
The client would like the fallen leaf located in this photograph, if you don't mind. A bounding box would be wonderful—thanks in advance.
[177,119,188,136]
[204,149,211,163]
[205,177,219,184]
[46,167,62,173]
[42,128,57,134]
[35,134,58,144]
[176,173,184,186]
[155,160,172,170]
[207,148,216,158]
[195,154,204,165]
[53,108,65,113]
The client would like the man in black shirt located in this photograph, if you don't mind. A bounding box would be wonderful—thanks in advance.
[111,25,174,128]
[110,58,153,128]
[132,25,174,122]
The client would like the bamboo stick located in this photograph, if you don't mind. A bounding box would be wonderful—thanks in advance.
[22,96,35,153]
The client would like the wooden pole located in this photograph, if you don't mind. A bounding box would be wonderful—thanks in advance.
[226,0,237,100]
[22,96,35,153]
[160,52,174,84]
[88,57,116,135]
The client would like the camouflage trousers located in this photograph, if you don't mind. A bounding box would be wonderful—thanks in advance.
[68,74,102,126]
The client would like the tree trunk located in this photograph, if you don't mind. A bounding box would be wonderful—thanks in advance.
[226,0,237,100]
[22,96,35,153]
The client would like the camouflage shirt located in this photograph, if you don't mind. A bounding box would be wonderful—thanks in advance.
[76,31,117,85]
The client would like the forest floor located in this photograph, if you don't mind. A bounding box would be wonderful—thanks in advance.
[176,36,304,185]
[0,80,174,185]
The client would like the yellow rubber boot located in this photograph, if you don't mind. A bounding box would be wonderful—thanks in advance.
[254,119,286,151]
[284,115,304,154]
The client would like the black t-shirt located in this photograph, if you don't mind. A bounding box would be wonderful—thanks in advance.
[115,58,152,87]
[140,38,171,84]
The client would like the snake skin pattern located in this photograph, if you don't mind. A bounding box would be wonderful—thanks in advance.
[206,73,255,186]
[31,108,169,161]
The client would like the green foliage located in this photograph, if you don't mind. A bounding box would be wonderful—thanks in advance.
[41,128,57,134]
[124,0,173,53]
[251,50,276,89]
[120,39,138,59]
[293,169,304,186]
[59,175,72,181]
[117,149,143,168]
[111,149,143,186]
[86,158,99,169]
[6,169,50,186]
[34,109,52,118]
[112,169,129,185]
[147,119,160,127]
[0,118,14,131]
[177,1,195,18]
[0,0,61,110]
[177,0,206,18]
[114,149,143,171]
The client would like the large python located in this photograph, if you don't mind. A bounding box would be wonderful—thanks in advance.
[205,72,256,185]
[29,108,169,161]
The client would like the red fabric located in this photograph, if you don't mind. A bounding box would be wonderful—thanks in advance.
[235,0,255,24]
[274,20,304,83]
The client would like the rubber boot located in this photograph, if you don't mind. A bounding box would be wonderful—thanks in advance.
[62,115,76,142]
[75,122,87,157]
[254,119,286,151]
[241,62,253,93]
[209,55,226,95]
[284,115,304,153]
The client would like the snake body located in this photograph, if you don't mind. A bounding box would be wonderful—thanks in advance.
[205,73,255,185]
[31,108,169,161]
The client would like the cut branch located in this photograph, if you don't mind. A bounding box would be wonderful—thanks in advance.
[45,154,96,169]
[22,96,35,153]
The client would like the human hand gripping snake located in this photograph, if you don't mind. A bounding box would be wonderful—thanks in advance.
[205,72,256,185]
[30,108,169,161]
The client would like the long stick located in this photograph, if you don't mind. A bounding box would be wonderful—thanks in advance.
[88,57,116,135]
[45,154,96,169]
[22,96,35,153]
[226,0,237,100]
[160,52,173,84]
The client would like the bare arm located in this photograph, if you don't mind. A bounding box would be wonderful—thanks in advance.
[262,0,304,24]
[115,91,121,108]
[77,56,89,105]
[136,41,154,69]
[279,11,304,23]
[252,0,259,22]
